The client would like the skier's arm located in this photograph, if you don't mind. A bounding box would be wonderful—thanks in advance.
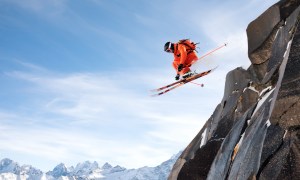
[172,60,179,73]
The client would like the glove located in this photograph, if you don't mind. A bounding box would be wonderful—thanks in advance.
[177,64,184,72]
[175,74,180,81]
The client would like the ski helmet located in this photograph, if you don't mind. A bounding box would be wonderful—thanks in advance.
[164,42,173,53]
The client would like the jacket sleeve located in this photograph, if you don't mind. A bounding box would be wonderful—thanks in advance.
[178,44,187,64]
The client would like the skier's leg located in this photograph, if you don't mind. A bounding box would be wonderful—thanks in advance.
[181,66,191,75]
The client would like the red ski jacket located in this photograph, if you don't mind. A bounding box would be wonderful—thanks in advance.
[172,43,198,74]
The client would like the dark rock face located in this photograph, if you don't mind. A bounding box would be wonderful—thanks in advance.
[247,5,281,64]
[168,0,300,179]
[178,140,222,180]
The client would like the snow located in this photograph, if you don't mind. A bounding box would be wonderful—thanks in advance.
[247,120,251,125]
[0,173,30,180]
[251,87,275,118]
[236,132,245,148]
[243,81,259,94]
[274,28,281,39]
[41,174,48,180]
[231,132,245,161]
[268,98,273,102]
[265,120,271,127]
[248,86,259,94]
[200,128,207,148]
[283,40,293,58]
[88,169,104,179]
[60,176,68,180]
[0,173,17,180]
[243,85,259,93]
[259,86,272,97]
[283,130,288,138]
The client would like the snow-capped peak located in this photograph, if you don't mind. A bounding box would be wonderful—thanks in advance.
[0,158,21,174]
[0,159,44,179]
[47,163,69,178]
[73,161,99,176]
[101,162,113,170]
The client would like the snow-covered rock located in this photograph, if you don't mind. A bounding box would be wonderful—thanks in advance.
[0,159,21,174]
[0,159,44,180]
[47,163,69,178]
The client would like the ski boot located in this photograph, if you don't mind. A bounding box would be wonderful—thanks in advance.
[182,71,195,79]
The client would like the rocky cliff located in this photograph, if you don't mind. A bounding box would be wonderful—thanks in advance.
[169,0,300,179]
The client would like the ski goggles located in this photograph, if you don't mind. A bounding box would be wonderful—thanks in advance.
[165,47,173,53]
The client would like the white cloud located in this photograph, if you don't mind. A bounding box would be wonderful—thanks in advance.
[1,62,219,170]
[144,113,206,144]
[0,111,184,170]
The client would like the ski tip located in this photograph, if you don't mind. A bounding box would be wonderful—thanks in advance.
[150,93,162,97]
[212,65,219,71]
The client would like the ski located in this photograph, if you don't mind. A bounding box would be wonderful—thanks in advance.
[151,67,216,97]
[151,67,217,92]
[150,75,192,92]
[151,82,185,97]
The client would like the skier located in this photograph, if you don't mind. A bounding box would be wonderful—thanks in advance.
[164,39,199,80]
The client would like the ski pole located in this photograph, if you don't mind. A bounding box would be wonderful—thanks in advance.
[189,81,204,87]
[190,43,228,65]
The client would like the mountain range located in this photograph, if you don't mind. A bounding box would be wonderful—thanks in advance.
[0,152,180,180]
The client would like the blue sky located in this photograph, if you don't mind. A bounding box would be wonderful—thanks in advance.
[0,0,278,171]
